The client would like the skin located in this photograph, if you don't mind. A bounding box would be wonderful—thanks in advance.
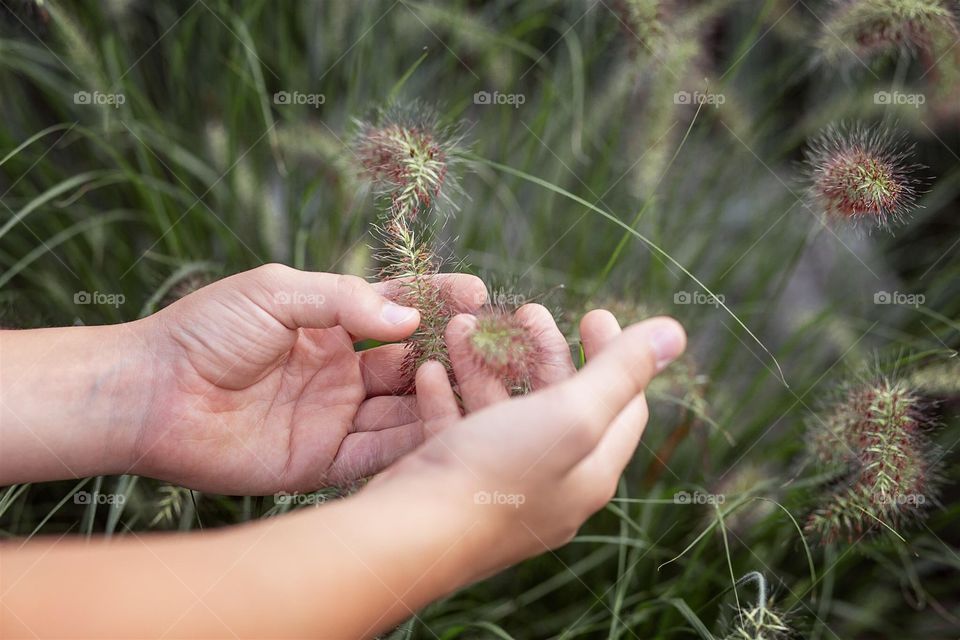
[0,264,686,639]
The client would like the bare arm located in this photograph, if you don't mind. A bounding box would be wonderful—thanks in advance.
[1,469,481,639]
[0,322,153,484]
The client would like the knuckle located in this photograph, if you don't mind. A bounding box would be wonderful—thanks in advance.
[585,481,617,515]
[459,275,488,309]
[555,521,582,547]
[249,264,296,298]
[255,262,292,282]
[444,313,477,343]
[516,302,548,318]
[335,274,371,300]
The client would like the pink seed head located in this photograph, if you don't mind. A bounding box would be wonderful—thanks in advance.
[468,311,541,392]
[355,103,464,220]
[804,123,923,231]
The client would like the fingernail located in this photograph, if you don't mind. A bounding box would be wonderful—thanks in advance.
[382,302,418,325]
[649,323,685,371]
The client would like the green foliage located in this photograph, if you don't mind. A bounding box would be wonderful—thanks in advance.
[2,1,959,638]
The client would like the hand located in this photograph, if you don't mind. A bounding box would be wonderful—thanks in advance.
[0,299,686,640]
[373,310,686,582]
[131,264,490,494]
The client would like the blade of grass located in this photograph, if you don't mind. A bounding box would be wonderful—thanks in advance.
[473,155,789,387]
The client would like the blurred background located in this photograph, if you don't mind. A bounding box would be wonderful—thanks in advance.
[1,1,959,638]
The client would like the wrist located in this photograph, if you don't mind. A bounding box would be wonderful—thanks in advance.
[363,456,511,586]
[288,467,496,637]
[0,319,159,483]
[97,317,163,474]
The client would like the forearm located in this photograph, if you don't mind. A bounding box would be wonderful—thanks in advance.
[0,471,485,639]
[0,322,154,484]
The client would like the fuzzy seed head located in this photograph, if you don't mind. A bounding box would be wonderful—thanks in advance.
[468,311,540,392]
[355,103,464,221]
[358,102,469,392]
[805,377,940,542]
[723,573,793,640]
[725,604,792,640]
[804,123,923,231]
[907,358,960,397]
[819,0,959,63]
[617,0,674,56]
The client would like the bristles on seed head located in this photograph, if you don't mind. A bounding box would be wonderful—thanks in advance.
[804,377,941,543]
[468,309,542,392]
[355,102,465,222]
[803,122,924,232]
[817,0,960,65]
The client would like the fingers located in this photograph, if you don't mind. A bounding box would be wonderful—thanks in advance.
[374,273,487,314]
[325,424,424,484]
[353,396,417,432]
[579,309,622,360]
[551,396,648,524]
[562,316,684,427]
[570,308,649,488]
[514,304,575,389]
[567,395,649,501]
[446,314,510,412]
[415,360,460,436]
[527,317,685,469]
[359,344,410,396]
[242,264,420,342]
[241,265,489,344]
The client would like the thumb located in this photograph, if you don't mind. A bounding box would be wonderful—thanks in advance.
[240,264,420,341]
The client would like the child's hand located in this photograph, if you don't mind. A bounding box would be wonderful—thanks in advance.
[1,292,685,640]
[133,264,488,494]
[372,310,686,582]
